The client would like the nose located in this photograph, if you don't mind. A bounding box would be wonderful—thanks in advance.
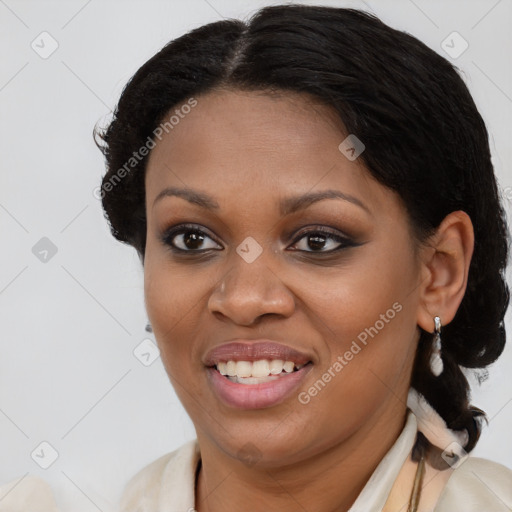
[207,249,295,326]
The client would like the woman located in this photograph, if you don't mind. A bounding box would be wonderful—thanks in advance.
[95,5,512,511]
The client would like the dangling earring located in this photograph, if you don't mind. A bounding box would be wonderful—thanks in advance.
[429,316,443,377]
[145,322,153,333]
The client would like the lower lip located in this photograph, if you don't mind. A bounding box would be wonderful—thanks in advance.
[206,364,313,410]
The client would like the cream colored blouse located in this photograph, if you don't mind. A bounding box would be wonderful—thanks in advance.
[1,412,511,511]
[117,411,512,511]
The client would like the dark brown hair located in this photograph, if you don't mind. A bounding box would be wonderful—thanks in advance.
[95,5,510,452]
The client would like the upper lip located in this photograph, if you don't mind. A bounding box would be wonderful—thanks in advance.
[203,340,314,367]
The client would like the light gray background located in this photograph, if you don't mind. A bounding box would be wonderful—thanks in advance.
[1,0,511,510]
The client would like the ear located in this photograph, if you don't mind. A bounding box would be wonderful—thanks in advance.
[416,211,475,333]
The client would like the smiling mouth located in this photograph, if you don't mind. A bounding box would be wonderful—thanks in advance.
[212,359,313,385]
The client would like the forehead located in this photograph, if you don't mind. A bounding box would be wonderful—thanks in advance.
[144,89,391,214]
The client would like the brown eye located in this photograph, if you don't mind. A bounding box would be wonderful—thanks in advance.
[161,224,222,252]
[179,231,206,250]
[289,228,355,253]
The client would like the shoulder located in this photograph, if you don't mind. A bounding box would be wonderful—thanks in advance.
[0,475,59,511]
[119,440,199,512]
[437,456,512,511]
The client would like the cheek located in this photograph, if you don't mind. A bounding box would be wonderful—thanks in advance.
[296,251,415,339]
[143,253,204,362]
[143,236,208,323]
[295,236,419,383]
[295,293,417,444]
[300,280,413,377]
[144,269,183,333]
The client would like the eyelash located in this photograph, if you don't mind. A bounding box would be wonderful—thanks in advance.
[160,223,357,255]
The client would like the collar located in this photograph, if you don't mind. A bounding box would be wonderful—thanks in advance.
[347,411,418,511]
[149,411,418,511]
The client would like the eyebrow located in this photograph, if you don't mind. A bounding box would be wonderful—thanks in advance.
[152,187,220,211]
[152,186,370,215]
[279,189,370,216]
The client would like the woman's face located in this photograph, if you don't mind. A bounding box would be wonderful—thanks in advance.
[144,89,425,466]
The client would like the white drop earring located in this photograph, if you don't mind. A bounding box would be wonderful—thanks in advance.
[429,316,444,377]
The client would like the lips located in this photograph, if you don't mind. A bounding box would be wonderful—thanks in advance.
[204,340,314,409]
[204,341,313,366]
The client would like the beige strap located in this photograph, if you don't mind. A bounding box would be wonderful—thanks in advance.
[384,450,454,512]
[408,452,426,512]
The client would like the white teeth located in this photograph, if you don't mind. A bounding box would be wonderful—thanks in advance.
[226,361,237,377]
[215,359,308,378]
[269,359,284,375]
[251,360,270,378]
[235,361,252,378]
[283,361,295,373]
[229,375,280,385]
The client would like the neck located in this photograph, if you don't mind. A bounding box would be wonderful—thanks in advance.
[195,401,409,512]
